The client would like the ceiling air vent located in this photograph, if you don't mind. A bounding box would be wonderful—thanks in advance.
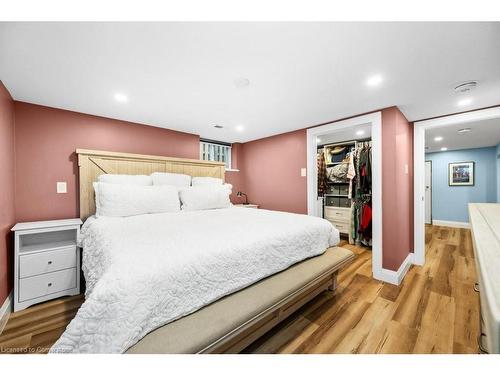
[454,81,478,93]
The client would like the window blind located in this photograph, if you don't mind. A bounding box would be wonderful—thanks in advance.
[200,140,232,169]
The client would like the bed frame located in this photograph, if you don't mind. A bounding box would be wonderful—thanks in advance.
[76,148,354,353]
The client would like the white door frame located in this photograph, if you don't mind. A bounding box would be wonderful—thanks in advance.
[414,106,500,265]
[306,112,387,282]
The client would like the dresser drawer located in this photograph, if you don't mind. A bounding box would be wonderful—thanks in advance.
[19,246,77,278]
[19,268,77,302]
[324,207,350,222]
[330,220,350,234]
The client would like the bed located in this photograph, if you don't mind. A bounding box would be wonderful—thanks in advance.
[49,149,354,354]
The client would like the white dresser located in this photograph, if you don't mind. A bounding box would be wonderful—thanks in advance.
[11,219,82,312]
[324,206,350,235]
[469,203,500,354]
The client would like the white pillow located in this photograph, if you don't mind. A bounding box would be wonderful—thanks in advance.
[94,182,180,217]
[191,177,223,186]
[151,172,191,188]
[98,174,152,186]
[179,184,231,211]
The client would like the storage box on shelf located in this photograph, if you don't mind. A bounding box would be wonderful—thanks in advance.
[11,219,82,312]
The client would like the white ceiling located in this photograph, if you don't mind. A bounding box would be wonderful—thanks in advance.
[425,117,500,153]
[1,22,500,143]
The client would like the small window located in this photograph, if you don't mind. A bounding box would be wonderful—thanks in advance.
[200,139,232,169]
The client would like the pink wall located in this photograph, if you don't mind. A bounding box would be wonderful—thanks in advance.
[0,82,15,306]
[238,129,307,214]
[381,107,414,270]
[14,102,200,222]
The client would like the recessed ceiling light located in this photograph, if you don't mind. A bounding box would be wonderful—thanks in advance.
[234,78,250,88]
[366,75,383,87]
[114,93,128,103]
[214,125,224,129]
[316,138,321,144]
[441,147,448,151]
[235,125,244,132]
[458,128,472,134]
[356,130,365,136]
[434,136,443,142]
[457,98,472,106]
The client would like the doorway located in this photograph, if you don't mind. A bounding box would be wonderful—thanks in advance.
[306,112,387,283]
[425,161,432,224]
[414,106,500,263]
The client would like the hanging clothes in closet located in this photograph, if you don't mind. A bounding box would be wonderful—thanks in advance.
[317,150,328,197]
[348,141,372,246]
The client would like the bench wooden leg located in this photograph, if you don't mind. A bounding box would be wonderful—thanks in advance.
[328,271,338,293]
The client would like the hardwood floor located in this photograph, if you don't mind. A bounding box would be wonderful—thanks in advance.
[0,294,83,353]
[0,225,479,354]
[244,225,479,354]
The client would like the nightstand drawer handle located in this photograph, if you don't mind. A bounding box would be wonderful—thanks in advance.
[48,261,53,265]
[48,282,52,287]
[474,282,480,293]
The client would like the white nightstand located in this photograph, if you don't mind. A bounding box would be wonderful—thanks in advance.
[11,218,82,312]
[234,204,259,209]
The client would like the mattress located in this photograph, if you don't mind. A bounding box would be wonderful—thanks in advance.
[50,207,340,353]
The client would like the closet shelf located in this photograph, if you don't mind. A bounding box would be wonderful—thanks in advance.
[324,194,349,197]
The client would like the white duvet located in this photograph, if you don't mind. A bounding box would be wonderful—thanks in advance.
[50,207,340,353]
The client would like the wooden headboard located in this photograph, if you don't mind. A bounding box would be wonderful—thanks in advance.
[76,149,225,220]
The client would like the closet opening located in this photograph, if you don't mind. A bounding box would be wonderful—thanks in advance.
[317,130,372,248]
[306,112,386,283]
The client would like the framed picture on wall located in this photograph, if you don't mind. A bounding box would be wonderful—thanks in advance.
[449,161,475,186]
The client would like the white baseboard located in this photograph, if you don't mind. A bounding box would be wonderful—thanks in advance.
[432,220,470,229]
[375,253,414,286]
[0,291,13,335]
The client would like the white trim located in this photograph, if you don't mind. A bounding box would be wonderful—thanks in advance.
[0,292,13,335]
[414,106,500,267]
[225,169,240,172]
[378,253,414,286]
[306,112,389,283]
[415,107,500,129]
[432,220,471,229]
[413,123,426,266]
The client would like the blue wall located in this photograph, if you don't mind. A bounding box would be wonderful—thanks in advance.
[426,147,497,223]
